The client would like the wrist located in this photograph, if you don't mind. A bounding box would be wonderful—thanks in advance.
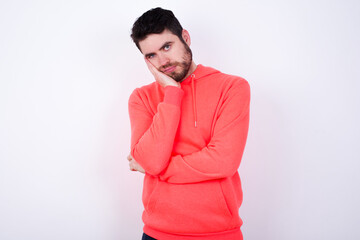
[165,82,180,88]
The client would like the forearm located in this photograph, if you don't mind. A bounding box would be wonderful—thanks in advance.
[159,114,249,183]
[129,86,184,175]
[159,80,250,183]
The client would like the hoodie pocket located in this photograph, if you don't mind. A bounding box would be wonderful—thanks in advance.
[144,179,235,233]
[217,182,233,218]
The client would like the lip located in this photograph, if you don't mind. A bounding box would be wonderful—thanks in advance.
[163,66,176,73]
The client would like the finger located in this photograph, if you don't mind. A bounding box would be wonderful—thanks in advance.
[145,58,159,76]
[129,160,136,171]
[130,159,143,172]
[144,57,154,67]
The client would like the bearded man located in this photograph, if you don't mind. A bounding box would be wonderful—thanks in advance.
[127,7,250,240]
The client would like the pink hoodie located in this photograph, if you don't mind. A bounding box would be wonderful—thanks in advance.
[128,64,250,239]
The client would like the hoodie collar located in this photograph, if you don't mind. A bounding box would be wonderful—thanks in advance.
[181,64,220,84]
[180,64,220,128]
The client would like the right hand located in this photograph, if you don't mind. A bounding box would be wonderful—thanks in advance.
[145,58,180,88]
[127,154,145,174]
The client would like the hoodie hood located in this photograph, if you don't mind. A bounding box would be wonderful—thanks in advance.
[180,64,220,128]
[181,64,220,85]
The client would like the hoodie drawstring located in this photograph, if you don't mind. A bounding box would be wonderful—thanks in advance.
[190,74,197,128]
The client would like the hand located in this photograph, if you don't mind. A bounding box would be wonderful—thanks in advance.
[127,154,145,174]
[145,58,180,88]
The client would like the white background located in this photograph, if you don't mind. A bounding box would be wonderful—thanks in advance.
[1,0,359,239]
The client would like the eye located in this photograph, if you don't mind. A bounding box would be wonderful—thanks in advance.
[164,44,171,51]
[146,54,155,59]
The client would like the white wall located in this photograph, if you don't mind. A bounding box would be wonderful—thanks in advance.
[0,0,359,239]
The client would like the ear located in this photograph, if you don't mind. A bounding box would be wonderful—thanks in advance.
[182,29,191,46]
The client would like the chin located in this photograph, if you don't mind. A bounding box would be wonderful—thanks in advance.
[172,72,188,82]
[168,73,183,82]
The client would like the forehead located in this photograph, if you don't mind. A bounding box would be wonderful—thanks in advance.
[139,29,179,54]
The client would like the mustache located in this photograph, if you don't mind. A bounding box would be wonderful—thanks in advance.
[160,62,179,71]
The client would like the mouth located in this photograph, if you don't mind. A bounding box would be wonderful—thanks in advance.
[163,65,176,73]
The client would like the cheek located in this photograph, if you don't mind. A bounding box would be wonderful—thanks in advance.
[168,50,183,63]
[148,58,161,69]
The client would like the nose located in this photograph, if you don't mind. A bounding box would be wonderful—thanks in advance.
[157,53,170,67]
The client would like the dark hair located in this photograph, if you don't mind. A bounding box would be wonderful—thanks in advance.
[130,7,184,51]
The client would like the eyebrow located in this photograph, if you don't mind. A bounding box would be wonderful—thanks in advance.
[144,41,174,58]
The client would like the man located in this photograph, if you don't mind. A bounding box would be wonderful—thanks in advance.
[127,7,250,240]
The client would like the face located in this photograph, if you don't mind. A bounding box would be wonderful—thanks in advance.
[139,29,193,82]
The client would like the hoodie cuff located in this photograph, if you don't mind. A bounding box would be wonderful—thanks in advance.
[163,86,184,106]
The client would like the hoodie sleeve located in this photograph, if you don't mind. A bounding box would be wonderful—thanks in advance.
[128,86,184,176]
[159,80,250,184]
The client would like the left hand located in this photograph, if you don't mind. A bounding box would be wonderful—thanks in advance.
[145,58,180,88]
[127,154,145,174]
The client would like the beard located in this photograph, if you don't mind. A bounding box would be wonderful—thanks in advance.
[159,43,193,82]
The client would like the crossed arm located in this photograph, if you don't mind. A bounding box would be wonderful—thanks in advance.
[127,58,182,174]
[129,80,250,183]
[128,60,250,183]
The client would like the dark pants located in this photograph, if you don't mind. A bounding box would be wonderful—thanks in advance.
[142,233,157,240]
